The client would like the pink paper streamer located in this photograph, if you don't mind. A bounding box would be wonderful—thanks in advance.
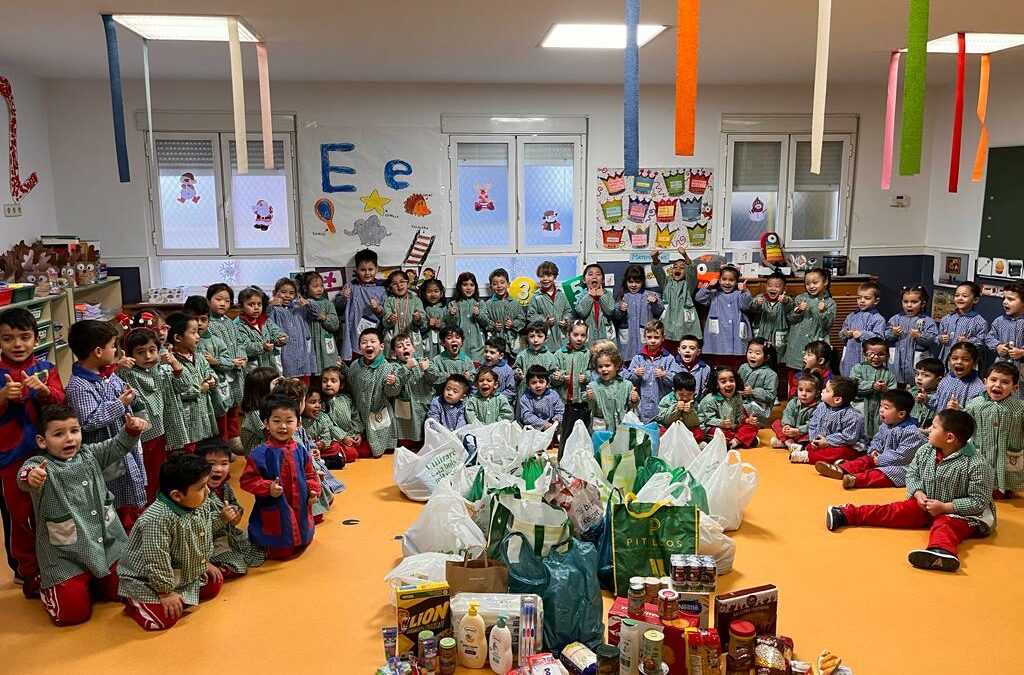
[256,42,274,170]
[881,51,900,190]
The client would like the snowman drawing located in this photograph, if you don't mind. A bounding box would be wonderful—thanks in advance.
[177,173,200,203]
[253,200,274,231]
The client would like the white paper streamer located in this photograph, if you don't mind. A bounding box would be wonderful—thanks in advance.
[227,17,247,174]
[141,38,156,167]
[811,0,832,174]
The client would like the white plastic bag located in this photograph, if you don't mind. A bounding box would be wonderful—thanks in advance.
[687,428,728,484]
[393,418,468,501]
[519,424,557,458]
[462,421,527,477]
[659,422,702,469]
[703,450,758,531]
[560,421,611,498]
[384,552,463,606]
[402,485,487,557]
[698,516,736,575]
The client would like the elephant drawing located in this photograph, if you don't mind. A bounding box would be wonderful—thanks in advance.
[345,214,392,246]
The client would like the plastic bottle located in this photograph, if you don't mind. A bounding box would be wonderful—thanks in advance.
[619,619,640,675]
[488,614,513,674]
[458,601,487,668]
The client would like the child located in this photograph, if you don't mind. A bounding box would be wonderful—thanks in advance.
[235,287,287,370]
[482,337,517,405]
[239,367,281,455]
[827,409,995,573]
[446,271,486,362]
[166,313,219,453]
[527,260,573,352]
[428,374,470,431]
[837,281,886,376]
[19,406,147,625]
[885,285,938,387]
[205,284,247,452]
[184,296,232,428]
[382,269,426,357]
[320,365,371,460]
[675,335,712,402]
[936,281,988,365]
[515,322,560,396]
[936,342,985,411]
[697,366,760,449]
[418,278,448,358]
[466,367,515,424]
[301,388,346,469]
[267,277,318,380]
[586,341,638,432]
[651,244,701,352]
[815,389,927,489]
[554,321,592,452]
[788,340,833,399]
[738,338,778,427]
[118,328,187,502]
[519,366,564,433]
[657,372,702,440]
[984,279,1024,391]
[771,371,822,451]
[850,337,897,439]
[298,271,340,372]
[481,268,525,355]
[750,272,790,353]
[625,319,678,424]
[695,266,753,369]
[66,320,145,529]
[615,264,664,360]
[574,263,620,344]
[118,453,223,630]
[783,268,837,376]
[240,394,320,559]
[0,307,64,591]
[789,377,864,465]
[390,334,433,450]
[911,358,943,430]
[344,328,404,457]
[965,363,1024,497]
[426,326,477,391]
[197,437,265,577]
[336,248,387,362]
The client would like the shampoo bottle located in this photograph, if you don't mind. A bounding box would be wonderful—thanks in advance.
[488,614,513,674]
[458,601,487,668]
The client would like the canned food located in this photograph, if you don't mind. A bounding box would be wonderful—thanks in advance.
[684,556,701,589]
[643,577,661,604]
[657,588,679,621]
[700,559,717,591]
[640,630,664,673]
[670,555,687,588]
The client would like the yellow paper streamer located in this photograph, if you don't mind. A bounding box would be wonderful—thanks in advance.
[971,54,990,182]
[256,42,274,170]
[227,17,247,174]
[811,0,832,174]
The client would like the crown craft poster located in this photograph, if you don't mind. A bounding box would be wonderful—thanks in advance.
[596,168,714,251]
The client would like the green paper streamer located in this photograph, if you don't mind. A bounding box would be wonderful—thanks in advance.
[899,0,929,176]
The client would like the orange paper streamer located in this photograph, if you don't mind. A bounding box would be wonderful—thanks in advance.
[256,42,274,170]
[674,0,700,156]
[971,54,990,182]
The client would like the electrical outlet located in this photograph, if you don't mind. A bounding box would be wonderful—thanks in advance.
[3,203,22,217]
[889,194,910,208]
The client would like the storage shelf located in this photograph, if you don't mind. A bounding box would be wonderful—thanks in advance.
[0,293,58,312]
[71,276,121,298]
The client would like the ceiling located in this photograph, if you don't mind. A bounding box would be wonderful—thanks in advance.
[2,0,1023,85]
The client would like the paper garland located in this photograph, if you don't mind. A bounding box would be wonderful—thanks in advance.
[0,76,39,202]
[256,42,274,170]
[880,51,900,190]
[227,17,248,174]
[674,0,699,156]
[624,0,640,176]
[141,38,156,168]
[971,54,991,183]
[947,32,966,193]
[899,0,929,176]
[810,0,832,174]
[101,14,130,183]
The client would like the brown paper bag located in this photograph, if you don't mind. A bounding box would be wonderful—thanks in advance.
[446,550,509,596]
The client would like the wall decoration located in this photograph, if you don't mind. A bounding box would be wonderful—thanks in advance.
[403,193,431,217]
[948,32,966,193]
[971,54,991,182]
[509,276,537,306]
[100,15,130,183]
[899,0,930,176]
[473,182,494,211]
[624,0,640,175]
[597,166,714,250]
[937,251,971,285]
[253,199,274,230]
[0,76,39,203]
[693,253,728,288]
[811,0,832,174]
[403,231,436,267]
[749,197,766,222]
[675,0,700,157]
[360,188,391,215]
[176,173,200,203]
[314,198,336,233]
[227,18,248,175]
[255,42,275,170]
[540,209,561,233]
[880,51,901,190]
[345,214,391,246]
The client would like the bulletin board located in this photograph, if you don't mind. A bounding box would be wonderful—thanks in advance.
[975,146,1024,281]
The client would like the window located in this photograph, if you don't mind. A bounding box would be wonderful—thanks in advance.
[722,132,853,250]
[148,132,298,288]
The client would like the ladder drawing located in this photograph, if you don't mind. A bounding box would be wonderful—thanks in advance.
[403,231,436,266]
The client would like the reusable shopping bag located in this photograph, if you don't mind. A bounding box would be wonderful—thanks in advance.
[394,418,469,501]
[610,495,699,596]
[486,493,572,562]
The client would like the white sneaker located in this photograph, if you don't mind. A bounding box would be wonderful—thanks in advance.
[770,437,785,449]
[786,441,803,453]
[789,449,809,463]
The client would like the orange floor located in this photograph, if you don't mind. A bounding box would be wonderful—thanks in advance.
[1,431,1022,674]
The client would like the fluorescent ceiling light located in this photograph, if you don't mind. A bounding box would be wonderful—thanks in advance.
[111,15,259,42]
[542,23,667,49]
[899,32,1024,54]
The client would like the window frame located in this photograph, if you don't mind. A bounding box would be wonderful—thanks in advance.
[722,133,791,250]
[448,135,518,255]
[783,133,853,250]
[515,134,585,254]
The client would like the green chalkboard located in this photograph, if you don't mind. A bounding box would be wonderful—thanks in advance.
[978,146,1024,261]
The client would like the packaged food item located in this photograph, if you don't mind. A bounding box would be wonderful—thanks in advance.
[684,628,721,675]
[439,637,458,675]
[712,585,778,653]
[619,619,641,675]
[659,576,672,591]
[418,631,435,662]
[753,636,789,675]
[657,589,679,622]
[422,636,439,675]
[628,582,646,617]
[527,653,565,675]
[595,644,619,675]
[639,630,664,674]
[383,627,398,660]
[561,642,598,675]
[728,621,756,658]
[644,578,661,604]
[607,597,699,648]
[397,582,452,658]
[675,591,710,629]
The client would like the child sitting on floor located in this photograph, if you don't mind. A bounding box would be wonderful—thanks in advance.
[320,365,370,461]
[827,409,995,573]
[586,341,638,432]
[697,365,760,449]
[771,371,823,452]
[428,374,471,431]
[739,337,778,427]
[466,367,514,424]
[787,340,832,399]
[911,358,943,430]
[300,388,347,469]
[197,437,265,578]
[850,337,897,439]
[964,363,1024,498]
[519,366,564,434]
[789,377,864,465]
[657,371,702,441]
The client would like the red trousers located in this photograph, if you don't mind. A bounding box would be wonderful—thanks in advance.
[807,445,861,464]
[217,406,242,441]
[397,439,425,452]
[180,442,197,454]
[116,506,144,533]
[324,440,364,463]
[771,419,809,444]
[40,563,120,626]
[841,498,978,555]
[0,469,36,579]
[837,455,896,488]
[708,423,759,448]
[123,576,224,631]
[142,436,169,504]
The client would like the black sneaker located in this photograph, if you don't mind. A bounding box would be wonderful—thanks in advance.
[908,548,960,572]
[825,506,847,531]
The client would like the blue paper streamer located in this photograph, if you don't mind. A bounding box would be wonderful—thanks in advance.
[101,14,130,183]
[624,0,640,176]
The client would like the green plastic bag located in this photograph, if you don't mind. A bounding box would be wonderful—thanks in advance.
[633,457,710,515]
[598,425,654,494]
[633,456,672,493]
[521,454,546,492]
[610,496,699,597]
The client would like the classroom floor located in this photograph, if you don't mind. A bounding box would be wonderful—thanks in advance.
[1,430,1022,674]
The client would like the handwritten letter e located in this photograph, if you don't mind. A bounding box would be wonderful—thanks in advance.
[320,143,356,193]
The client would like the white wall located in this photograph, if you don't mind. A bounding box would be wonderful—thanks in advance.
[0,64,58,250]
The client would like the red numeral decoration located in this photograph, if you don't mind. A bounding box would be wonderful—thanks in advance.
[0,76,39,203]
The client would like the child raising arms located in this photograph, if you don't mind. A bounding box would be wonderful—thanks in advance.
[651,243,701,352]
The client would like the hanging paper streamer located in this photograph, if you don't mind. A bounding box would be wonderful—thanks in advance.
[624,0,640,176]
[880,51,900,190]
[899,0,930,176]
[674,0,700,156]
[227,17,248,174]
[971,54,991,182]
[141,38,156,168]
[0,77,39,202]
[256,42,274,170]
[810,0,832,174]
[947,32,966,193]
[101,14,130,183]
